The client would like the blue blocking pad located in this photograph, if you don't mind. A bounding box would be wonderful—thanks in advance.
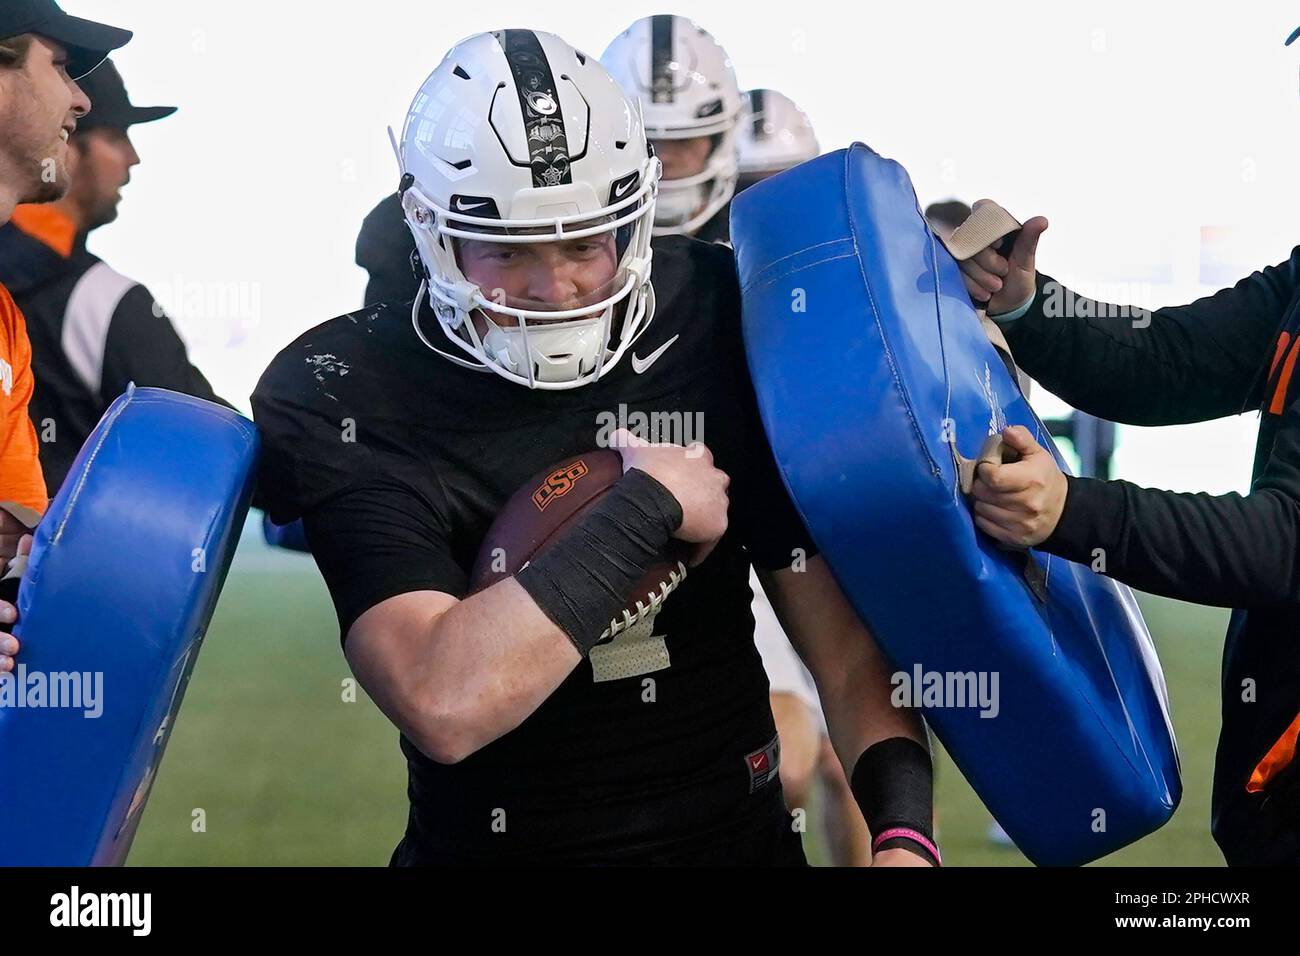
[0,386,257,865]
[731,144,1180,866]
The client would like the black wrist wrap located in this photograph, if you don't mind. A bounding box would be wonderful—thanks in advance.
[850,737,939,864]
[515,468,683,656]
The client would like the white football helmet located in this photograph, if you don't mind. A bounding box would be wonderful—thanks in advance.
[737,89,819,177]
[397,30,660,389]
[601,16,742,236]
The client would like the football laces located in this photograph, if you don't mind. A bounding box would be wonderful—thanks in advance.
[600,560,688,641]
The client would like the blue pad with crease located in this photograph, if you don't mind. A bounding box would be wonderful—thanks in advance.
[731,143,1180,866]
[0,386,257,865]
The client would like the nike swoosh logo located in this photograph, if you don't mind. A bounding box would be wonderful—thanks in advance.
[613,178,635,199]
[631,334,680,374]
[453,198,488,212]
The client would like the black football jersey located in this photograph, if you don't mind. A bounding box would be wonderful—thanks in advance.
[252,235,816,863]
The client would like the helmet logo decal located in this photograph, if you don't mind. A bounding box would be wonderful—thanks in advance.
[695,98,723,119]
[526,90,558,115]
[609,171,640,203]
[449,195,501,218]
[497,29,574,189]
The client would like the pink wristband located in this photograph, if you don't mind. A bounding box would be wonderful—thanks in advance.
[872,827,942,866]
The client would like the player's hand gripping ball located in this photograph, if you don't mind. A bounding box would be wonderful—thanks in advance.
[470,449,692,641]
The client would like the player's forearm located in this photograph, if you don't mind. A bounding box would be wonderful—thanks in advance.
[817,637,925,770]
[761,559,937,863]
[348,584,580,765]
[377,469,684,763]
[414,579,582,760]
[759,560,925,762]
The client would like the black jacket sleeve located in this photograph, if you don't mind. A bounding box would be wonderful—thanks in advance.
[1003,250,1300,425]
[1003,250,1300,608]
[1044,425,1300,609]
[100,283,232,409]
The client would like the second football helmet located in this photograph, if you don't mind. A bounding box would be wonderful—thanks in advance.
[737,89,819,179]
[602,16,742,236]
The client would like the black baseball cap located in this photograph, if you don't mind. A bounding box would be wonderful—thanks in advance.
[0,0,131,80]
[77,59,176,131]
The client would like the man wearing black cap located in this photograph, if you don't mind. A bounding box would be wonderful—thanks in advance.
[0,0,130,215]
[0,57,229,496]
[0,1,129,673]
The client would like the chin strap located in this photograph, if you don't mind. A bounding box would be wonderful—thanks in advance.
[409,281,492,374]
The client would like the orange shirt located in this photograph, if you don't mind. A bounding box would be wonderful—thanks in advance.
[0,282,49,515]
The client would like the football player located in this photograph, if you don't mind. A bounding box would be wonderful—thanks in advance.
[255,30,937,866]
[735,88,819,195]
[601,15,739,243]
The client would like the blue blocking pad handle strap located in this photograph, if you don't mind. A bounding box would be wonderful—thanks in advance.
[0,385,258,865]
[730,144,1180,866]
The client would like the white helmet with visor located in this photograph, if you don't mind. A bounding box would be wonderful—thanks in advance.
[398,29,660,389]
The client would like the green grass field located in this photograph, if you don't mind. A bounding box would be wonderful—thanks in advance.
[129,531,1229,866]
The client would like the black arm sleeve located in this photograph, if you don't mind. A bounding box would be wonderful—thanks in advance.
[100,284,232,409]
[729,370,820,571]
[252,353,467,639]
[302,480,468,640]
[1003,249,1300,425]
[708,243,819,571]
[1042,394,1300,608]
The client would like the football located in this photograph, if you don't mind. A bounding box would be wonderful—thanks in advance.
[469,449,690,641]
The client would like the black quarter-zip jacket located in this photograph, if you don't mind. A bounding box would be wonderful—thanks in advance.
[1000,250,1300,865]
[0,215,229,494]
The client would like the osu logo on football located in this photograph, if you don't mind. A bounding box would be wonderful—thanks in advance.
[532,460,590,511]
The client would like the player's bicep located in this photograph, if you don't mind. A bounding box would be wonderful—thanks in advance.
[300,479,469,641]
[344,589,460,740]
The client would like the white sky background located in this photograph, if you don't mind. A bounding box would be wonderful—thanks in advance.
[74,1,1300,495]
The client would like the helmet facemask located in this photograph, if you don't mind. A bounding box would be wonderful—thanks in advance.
[403,157,659,390]
[649,130,738,237]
